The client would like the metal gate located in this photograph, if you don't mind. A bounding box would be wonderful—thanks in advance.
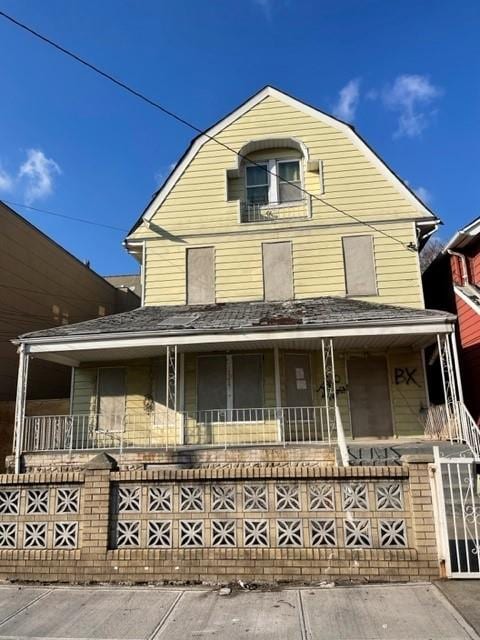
[434,447,480,577]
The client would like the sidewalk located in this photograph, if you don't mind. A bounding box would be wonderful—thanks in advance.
[0,582,477,639]
[436,580,480,637]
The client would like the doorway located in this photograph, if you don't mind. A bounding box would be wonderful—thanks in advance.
[347,356,393,438]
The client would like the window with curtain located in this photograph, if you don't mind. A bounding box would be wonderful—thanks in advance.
[278,160,301,203]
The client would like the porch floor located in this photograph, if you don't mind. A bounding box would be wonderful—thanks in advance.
[11,439,470,472]
[347,439,470,465]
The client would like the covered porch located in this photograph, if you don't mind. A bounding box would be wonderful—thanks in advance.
[11,297,463,472]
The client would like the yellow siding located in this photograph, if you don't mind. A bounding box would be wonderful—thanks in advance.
[129,94,426,310]
[71,368,97,414]
[130,96,423,237]
[144,222,422,308]
[70,347,427,445]
[388,350,428,436]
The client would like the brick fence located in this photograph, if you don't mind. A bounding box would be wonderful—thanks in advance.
[0,453,440,583]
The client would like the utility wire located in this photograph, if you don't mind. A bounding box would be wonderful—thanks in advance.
[2,200,128,232]
[0,9,413,251]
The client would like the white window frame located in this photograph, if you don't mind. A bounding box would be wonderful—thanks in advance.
[245,157,303,208]
[196,353,264,423]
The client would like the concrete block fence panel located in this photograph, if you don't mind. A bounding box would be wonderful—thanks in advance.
[0,457,440,583]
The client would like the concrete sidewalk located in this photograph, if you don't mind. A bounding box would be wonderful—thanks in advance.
[0,582,477,640]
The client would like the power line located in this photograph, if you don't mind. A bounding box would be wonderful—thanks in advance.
[0,9,413,251]
[2,200,128,232]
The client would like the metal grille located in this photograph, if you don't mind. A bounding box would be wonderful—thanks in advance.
[434,447,480,577]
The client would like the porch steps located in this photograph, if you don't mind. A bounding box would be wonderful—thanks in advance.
[347,441,471,466]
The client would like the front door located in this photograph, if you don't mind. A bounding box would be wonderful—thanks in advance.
[284,353,315,441]
[347,356,393,438]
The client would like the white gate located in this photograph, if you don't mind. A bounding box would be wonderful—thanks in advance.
[434,447,480,577]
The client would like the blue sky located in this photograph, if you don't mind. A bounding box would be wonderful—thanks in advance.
[0,0,478,276]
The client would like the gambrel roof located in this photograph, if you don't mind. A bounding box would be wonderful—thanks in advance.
[126,85,437,240]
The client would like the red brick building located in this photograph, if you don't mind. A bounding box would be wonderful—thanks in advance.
[423,218,480,423]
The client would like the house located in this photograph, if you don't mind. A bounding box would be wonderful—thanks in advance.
[423,217,480,424]
[0,200,140,466]
[2,86,475,585]
[9,86,462,473]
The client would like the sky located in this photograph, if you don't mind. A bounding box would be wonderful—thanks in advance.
[0,0,479,277]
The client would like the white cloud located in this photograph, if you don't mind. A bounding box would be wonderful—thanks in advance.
[333,79,361,122]
[0,166,13,192]
[382,75,442,138]
[413,185,431,203]
[18,149,61,203]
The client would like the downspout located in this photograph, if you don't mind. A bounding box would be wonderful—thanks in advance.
[447,250,469,286]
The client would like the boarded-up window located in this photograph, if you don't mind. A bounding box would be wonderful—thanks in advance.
[187,247,215,304]
[152,357,166,408]
[342,235,377,296]
[197,354,263,417]
[97,368,126,430]
[262,241,293,301]
[232,355,263,409]
[197,356,227,412]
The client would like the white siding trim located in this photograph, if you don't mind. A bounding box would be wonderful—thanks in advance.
[24,321,455,355]
[454,286,480,316]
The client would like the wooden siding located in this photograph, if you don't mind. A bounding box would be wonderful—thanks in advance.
[455,295,480,348]
[70,347,427,442]
[129,94,425,308]
[144,222,422,307]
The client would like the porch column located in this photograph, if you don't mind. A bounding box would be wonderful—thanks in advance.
[437,333,460,409]
[273,346,282,441]
[165,345,178,446]
[449,331,465,404]
[437,332,463,439]
[13,343,29,474]
[321,338,337,434]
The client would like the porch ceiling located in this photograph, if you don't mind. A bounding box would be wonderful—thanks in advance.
[29,330,441,366]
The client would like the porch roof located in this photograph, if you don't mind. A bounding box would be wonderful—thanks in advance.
[18,297,454,343]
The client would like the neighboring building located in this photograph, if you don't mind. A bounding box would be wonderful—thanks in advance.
[12,86,459,471]
[423,217,480,423]
[0,201,140,467]
[0,200,140,401]
[104,274,142,302]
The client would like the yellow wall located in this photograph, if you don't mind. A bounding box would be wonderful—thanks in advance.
[143,222,421,308]
[129,94,426,309]
[70,347,428,445]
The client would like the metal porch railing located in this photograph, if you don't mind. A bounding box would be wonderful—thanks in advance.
[22,405,341,454]
[239,198,310,223]
[424,400,480,459]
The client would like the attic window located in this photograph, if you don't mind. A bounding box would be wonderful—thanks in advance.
[246,159,302,206]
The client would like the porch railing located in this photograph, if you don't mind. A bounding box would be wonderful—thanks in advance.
[22,406,338,454]
[424,400,480,460]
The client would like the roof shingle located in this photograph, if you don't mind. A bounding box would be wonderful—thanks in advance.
[18,297,454,342]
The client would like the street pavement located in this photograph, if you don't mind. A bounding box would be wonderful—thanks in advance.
[0,582,477,639]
